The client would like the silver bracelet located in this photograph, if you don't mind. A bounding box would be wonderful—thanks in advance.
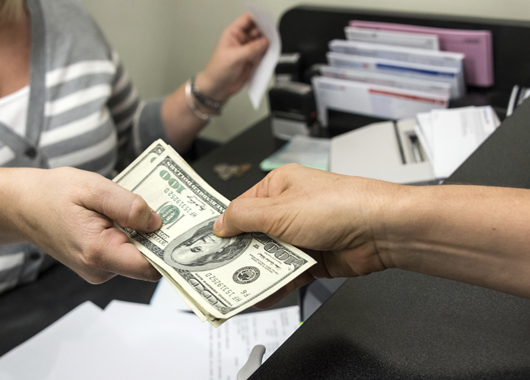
[190,76,224,113]
[185,80,210,122]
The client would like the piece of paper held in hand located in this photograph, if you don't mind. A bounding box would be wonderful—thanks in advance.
[113,139,316,327]
[246,3,281,109]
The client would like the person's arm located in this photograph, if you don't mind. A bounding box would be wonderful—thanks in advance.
[0,167,162,284]
[107,13,267,162]
[161,12,268,152]
[213,164,530,308]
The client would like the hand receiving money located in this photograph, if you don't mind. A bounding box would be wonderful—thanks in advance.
[114,140,315,326]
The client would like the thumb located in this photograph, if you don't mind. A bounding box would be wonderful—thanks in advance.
[214,197,273,237]
[82,177,162,232]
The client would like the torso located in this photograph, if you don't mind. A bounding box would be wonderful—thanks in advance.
[0,8,31,98]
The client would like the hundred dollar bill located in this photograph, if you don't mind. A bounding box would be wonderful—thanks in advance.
[114,139,316,326]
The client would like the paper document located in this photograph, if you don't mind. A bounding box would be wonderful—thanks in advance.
[344,26,439,50]
[345,26,439,50]
[320,65,451,97]
[329,40,464,70]
[246,3,281,109]
[260,135,331,171]
[0,302,103,380]
[149,277,192,311]
[327,52,464,98]
[46,301,300,380]
[349,20,493,87]
[415,106,500,179]
[312,75,448,126]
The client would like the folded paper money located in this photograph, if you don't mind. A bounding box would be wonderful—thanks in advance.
[114,140,316,326]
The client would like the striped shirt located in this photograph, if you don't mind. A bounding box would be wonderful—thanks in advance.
[0,0,169,294]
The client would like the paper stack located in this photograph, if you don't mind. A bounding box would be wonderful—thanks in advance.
[347,21,494,87]
[0,282,301,380]
[312,24,461,126]
[415,106,500,179]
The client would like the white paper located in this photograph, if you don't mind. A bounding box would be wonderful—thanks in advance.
[345,27,440,50]
[417,106,499,178]
[49,302,208,380]
[320,65,451,97]
[327,52,464,98]
[0,302,103,380]
[329,39,464,69]
[49,301,300,380]
[313,75,448,126]
[246,3,281,109]
[149,277,192,311]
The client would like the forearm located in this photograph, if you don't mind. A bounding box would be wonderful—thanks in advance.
[378,184,530,297]
[0,168,31,244]
[161,73,224,152]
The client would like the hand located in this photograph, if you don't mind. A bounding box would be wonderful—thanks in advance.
[214,164,400,308]
[197,12,269,102]
[0,167,162,284]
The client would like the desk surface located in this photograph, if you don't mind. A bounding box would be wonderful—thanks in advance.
[3,114,530,379]
[194,116,530,379]
[245,109,530,379]
[192,117,285,201]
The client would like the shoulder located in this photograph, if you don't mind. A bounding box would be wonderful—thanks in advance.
[33,0,114,69]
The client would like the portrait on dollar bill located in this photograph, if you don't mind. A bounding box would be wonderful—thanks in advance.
[163,217,251,271]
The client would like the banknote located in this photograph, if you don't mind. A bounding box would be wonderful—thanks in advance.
[114,139,316,326]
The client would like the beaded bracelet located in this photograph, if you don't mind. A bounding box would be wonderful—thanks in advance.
[190,76,224,113]
[185,80,211,122]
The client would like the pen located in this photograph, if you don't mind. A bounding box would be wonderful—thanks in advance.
[507,85,519,117]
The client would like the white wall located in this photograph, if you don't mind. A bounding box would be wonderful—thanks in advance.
[82,0,530,142]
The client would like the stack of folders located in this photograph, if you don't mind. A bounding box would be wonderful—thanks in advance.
[414,106,500,179]
[312,20,493,127]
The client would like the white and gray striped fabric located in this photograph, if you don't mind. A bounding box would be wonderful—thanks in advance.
[0,0,170,294]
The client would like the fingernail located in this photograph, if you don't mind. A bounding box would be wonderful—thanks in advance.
[214,214,223,232]
[147,209,162,231]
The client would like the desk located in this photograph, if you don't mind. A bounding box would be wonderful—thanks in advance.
[195,111,530,379]
[191,115,530,379]
[192,117,284,201]
[2,108,530,377]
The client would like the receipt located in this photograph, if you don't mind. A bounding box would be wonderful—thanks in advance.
[246,3,281,109]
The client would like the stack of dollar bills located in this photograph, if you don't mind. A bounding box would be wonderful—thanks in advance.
[114,139,316,327]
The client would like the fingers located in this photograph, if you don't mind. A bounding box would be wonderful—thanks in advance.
[214,196,275,237]
[230,12,256,34]
[228,12,267,49]
[239,37,269,61]
[99,229,161,282]
[81,174,162,233]
[226,33,267,67]
[80,227,161,284]
[214,165,299,237]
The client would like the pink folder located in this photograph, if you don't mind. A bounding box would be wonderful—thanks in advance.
[349,20,494,87]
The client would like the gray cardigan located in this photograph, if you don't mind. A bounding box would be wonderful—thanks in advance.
[0,0,170,294]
